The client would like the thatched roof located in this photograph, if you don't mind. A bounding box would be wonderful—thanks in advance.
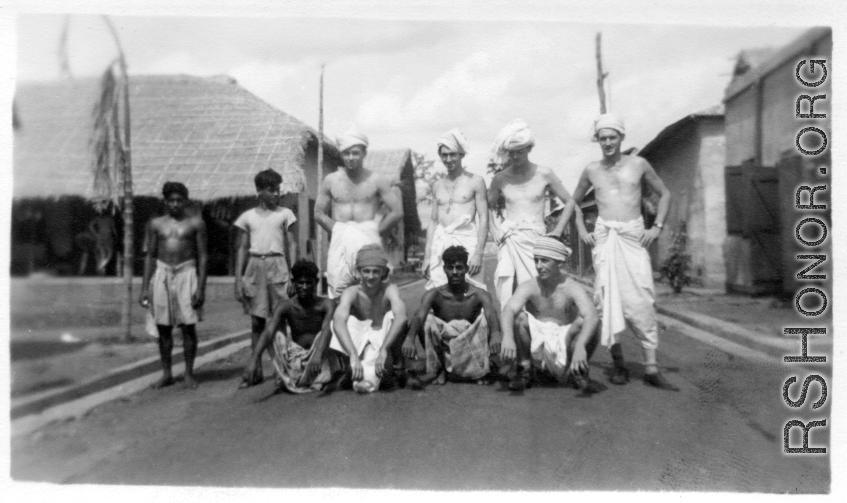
[363,148,420,235]
[13,74,340,201]
[364,148,414,183]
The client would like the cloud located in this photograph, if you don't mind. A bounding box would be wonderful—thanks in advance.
[355,51,512,133]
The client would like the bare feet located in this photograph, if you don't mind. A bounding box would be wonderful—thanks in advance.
[435,370,447,386]
[183,374,199,389]
[154,376,175,389]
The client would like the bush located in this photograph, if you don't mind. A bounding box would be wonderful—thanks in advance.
[660,223,692,294]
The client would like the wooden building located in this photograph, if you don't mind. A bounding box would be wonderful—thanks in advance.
[639,105,726,288]
[723,27,831,295]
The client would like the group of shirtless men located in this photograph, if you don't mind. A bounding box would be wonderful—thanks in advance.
[140,114,678,394]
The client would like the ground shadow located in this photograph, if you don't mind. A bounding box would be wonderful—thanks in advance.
[10,340,88,361]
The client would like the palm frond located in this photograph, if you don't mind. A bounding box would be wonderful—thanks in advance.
[90,64,124,212]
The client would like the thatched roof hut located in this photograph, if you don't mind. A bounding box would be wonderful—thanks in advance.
[13,74,341,201]
[362,148,421,263]
[11,74,342,276]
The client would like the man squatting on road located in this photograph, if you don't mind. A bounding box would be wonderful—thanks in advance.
[499,237,600,392]
[241,260,343,393]
[423,128,488,290]
[329,245,409,393]
[404,245,502,389]
[140,182,208,389]
[234,169,297,386]
[562,113,678,391]
[486,119,582,307]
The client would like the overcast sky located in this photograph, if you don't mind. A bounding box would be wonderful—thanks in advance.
[15,11,807,190]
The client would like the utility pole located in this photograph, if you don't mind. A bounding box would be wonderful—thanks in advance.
[316,64,326,293]
[595,32,609,113]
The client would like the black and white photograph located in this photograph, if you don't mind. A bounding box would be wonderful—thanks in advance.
[2,0,841,497]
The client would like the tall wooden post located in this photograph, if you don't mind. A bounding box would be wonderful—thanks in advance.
[104,16,135,341]
[316,64,326,291]
[596,32,608,114]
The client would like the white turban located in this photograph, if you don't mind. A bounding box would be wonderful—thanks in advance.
[337,130,369,152]
[489,119,534,169]
[593,113,626,139]
[437,128,468,155]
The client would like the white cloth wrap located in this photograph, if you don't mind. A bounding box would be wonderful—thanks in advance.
[330,311,395,393]
[425,214,485,290]
[591,216,659,350]
[326,220,382,299]
[525,311,571,383]
[493,220,545,307]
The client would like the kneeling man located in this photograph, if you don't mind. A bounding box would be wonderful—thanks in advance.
[240,260,341,393]
[500,237,600,391]
[330,245,408,393]
[404,246,501,388]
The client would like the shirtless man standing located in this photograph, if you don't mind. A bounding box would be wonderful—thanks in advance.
[315,130,404,299]
[423,129,488,290]
[487,119,580,306]
[562,113,677,390]
[500,237,600,392]
[140,182,208,389]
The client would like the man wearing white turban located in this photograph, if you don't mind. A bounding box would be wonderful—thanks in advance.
[315,129,403,299]
[561,113,677,391]
[487,119,580,309]
[423,128,489,291]
[316,129,405,385]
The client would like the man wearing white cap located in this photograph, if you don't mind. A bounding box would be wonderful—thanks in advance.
[423,128,489,290]
[315,130,404,299]
[499,237,600,392]
[486,119,579,307]
[561,113,677,391]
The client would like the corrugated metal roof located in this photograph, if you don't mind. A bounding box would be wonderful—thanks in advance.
[724,27,831,102]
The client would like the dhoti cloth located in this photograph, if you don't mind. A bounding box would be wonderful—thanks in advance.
[425,215,485,290]
[424,313,489,379]
[525,311,570,383]
[592,216,659,350]
[329,312,395,393]
[327,220,382,299]
[494,220,545,306]
[151,259,202,327]
[271,334,344,394]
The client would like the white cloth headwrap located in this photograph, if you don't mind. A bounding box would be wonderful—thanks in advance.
[593,113,626,139]
[437,128,468,155]
[337,130,369,152]
[489,119,534,170]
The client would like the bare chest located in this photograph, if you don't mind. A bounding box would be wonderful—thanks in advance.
[330,177,381,206]
[590,162,644,198]
[351,292,390,328]
[158,219,195,242]
[501,176,547,206]
[434,178,476,206]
